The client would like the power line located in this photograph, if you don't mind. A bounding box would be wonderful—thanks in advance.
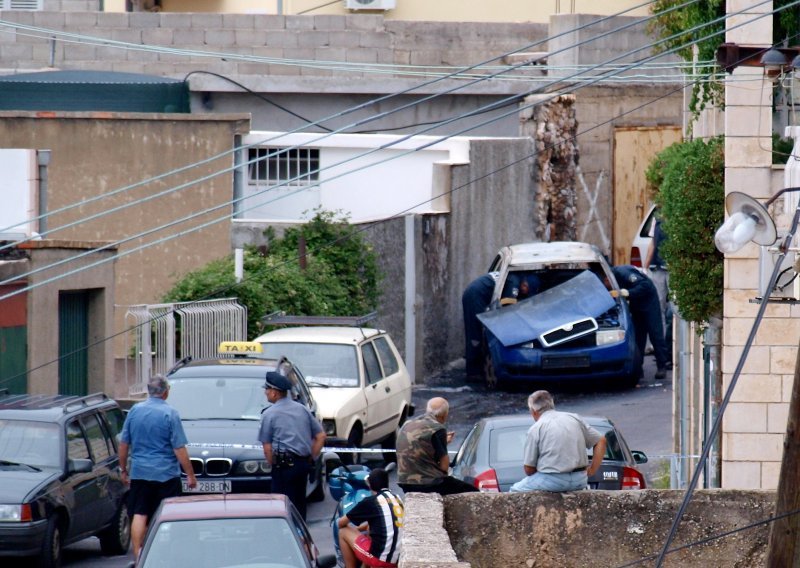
[0,0,772,299]
[0,1,781,392]
[0,0,670,244]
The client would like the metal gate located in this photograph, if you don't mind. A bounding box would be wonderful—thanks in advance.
[123,298,247,396]
[59,291,89,396]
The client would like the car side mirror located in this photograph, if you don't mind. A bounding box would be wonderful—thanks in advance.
[631,450,648,464]
[68,458,93,474]
[317,554,337,568]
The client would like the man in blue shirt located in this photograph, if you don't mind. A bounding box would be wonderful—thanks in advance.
[258,371,325,520]
[119,374,197,561]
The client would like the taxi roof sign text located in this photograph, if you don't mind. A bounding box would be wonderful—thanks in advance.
[218,341,263,354]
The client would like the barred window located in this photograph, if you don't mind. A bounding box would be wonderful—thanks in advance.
[1,0,42,8]
[248,147,320,186]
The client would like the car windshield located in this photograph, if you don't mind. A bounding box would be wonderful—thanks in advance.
[168,377,268,420]
[0,420,60,468]
[140,517,307,568]
[260,342,359,388]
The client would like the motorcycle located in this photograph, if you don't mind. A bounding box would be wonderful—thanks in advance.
[327,455,396,565]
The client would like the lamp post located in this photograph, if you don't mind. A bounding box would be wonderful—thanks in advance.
[656,187,800,566]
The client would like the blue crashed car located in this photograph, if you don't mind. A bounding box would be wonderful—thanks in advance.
[476,242,641,389]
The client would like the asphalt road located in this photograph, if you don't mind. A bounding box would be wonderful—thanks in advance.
[39,354,672,567]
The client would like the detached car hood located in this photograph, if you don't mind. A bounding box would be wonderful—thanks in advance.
[0,468,59,502]
[477,270,615,347]
[310,387,364,419]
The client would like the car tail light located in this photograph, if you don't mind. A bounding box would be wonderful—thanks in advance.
[630,247,642,268]
[474,469,500,492]
[621,466,646,490]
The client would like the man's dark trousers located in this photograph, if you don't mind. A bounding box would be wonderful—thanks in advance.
[272,459,311,519]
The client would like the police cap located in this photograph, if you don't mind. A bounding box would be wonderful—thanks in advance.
[263,371,292,392]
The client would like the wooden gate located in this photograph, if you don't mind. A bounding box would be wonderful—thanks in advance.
[612,126,682,265]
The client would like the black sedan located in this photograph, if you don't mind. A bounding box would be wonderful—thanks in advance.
[451,414,647,492]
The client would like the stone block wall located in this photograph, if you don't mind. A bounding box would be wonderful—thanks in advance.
[721,0,790,490]
[0,11,547,79]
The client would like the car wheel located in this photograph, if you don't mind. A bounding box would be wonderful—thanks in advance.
[308,459,326,503]
[484,353,499,390]
[99,500,131,556]
[381,407,407,465]
[342,424,363,465]
[37,514,62,568]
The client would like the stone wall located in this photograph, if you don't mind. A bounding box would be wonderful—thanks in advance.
[400,490,776,568]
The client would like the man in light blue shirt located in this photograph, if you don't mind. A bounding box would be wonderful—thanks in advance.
[510,390,606,493]
[119,375,197,561]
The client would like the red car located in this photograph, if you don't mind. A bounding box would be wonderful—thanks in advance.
[135,494,336,568]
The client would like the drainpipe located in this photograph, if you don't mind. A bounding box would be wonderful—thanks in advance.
[702,317,722,488]
[676,315,690,488]
[37,150,51,235]
[404,214,416,384]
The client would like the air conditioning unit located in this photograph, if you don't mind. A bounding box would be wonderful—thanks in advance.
[346,0,396,10]
[759,239,800,301]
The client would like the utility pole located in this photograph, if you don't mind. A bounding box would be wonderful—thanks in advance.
[766,339,800,565]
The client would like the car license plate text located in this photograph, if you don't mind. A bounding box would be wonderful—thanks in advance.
[182,479,232,493]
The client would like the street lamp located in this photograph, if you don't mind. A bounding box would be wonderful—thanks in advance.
[714,192,777,253]
[657,186,800,567]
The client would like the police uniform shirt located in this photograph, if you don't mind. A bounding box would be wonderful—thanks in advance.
[522,410,602,474]
[257,397,322,457]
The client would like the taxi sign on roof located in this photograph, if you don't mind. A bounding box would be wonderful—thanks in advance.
[218,341,263,354]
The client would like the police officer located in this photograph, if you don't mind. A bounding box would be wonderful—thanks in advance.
[258,371,326,519]
[610,265,670,381]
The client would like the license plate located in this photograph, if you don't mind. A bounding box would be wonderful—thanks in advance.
[182,479,232,493]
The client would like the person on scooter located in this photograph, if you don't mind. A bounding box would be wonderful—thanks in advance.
[337,468,404,568]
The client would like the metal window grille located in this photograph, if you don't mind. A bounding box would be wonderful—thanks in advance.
[2,0,42,9]
[248,147,320,186]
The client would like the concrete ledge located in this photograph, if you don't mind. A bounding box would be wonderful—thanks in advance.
[399,493,471,568]
[401,490,776,567]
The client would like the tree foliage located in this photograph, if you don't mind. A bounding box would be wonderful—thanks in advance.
[647,1,800,125]
[645,136,725,327]
[163,210,380,338]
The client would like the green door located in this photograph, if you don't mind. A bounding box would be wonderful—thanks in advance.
[0,326,27,394]
[59,291,89,396]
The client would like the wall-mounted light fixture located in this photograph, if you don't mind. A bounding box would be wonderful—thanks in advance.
[761,47,790,79]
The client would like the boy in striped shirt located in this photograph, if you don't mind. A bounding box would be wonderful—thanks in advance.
[337,468,404,568]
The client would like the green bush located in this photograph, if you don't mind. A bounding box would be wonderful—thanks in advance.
[163,210,380,338]
[645,137,725,327]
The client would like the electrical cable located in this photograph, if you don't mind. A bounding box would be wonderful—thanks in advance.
[615,507,800,568]
[0,4,737,296]
[0,0,780,301]
[0,5,786,393]
[0,0,776,296]
[0,0,673,245]
[183,70,335,132]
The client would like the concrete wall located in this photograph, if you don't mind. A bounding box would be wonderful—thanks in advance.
[400,490,775,568]
[0,112,250,390]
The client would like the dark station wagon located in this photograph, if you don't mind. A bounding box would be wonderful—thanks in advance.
[0,393,130,568]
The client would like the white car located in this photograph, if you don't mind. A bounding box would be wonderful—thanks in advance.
[253,325,414,461]
[630,204,657,268]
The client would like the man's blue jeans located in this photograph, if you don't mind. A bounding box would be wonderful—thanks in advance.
[509,471,588,492]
